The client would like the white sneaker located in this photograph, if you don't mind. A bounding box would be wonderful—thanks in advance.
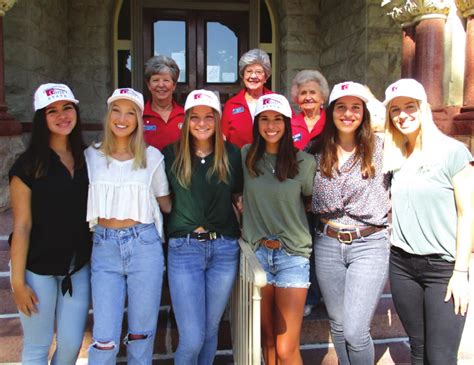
[303,304,313,317]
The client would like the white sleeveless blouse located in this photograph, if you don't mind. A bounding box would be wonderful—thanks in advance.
[85,145,169,240]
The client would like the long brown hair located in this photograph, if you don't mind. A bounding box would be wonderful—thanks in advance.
[172,108,230,188]
[245,114,299,181]
[309,101,375,179]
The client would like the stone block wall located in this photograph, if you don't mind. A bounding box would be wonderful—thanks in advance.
[5,0,69,123]
[274,0,322,98]
[318,0,400,100]
[4,0,115,125]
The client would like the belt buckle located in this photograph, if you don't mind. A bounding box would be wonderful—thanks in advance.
[196,232,207,241]
[337,230,353,244]
[210,232,217,240]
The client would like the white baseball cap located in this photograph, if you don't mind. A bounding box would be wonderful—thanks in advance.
[255,94,292,118]
[34,83,79,111]
[107,88,144,114]
[328,81,369,105]
[184,89,222,116]
[383,78,427,106]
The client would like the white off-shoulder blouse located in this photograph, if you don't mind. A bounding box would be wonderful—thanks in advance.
[84,145,169,240]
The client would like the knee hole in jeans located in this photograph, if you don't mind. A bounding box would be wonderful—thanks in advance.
[91,340,116,350]
[124,333,149,344]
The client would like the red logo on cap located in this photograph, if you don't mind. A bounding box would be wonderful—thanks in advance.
[194,93,202,99]
[120,89,129,94]
[341,84,349,90]
[45,88,56,96]
[391,86,398,92]
[263,98,271,105]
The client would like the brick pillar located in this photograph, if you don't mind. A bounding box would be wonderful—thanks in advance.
[462,14,474,112]
[401,25,416,78]
[415,17,445,109]
[0,14,21,136]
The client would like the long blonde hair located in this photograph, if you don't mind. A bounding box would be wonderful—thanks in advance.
[172,108,230,188]
[382,99,445,173]
[98,101,147,169]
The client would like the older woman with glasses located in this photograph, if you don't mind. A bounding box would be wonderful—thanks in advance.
[143,55,185,150]
[222,48,274,148]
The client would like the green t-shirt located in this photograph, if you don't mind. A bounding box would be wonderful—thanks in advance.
[163,142,243,238]
[391,136,473,261]
[241,145,316,258]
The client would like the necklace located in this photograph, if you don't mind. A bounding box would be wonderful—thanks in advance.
[196,149,212,164]
[263,154,276,174]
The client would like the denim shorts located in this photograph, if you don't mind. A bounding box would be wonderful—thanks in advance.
[255,245,310,288]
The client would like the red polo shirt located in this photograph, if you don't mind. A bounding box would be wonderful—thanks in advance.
[143,100,185,150]
[291,109,326,150]
[221,88,273,148]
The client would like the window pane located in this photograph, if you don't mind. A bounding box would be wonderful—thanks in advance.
[118,50,132,88]
[206,22,238,84]
[154,21,186,82]
[260,0,272,43]
[118,0,131,40]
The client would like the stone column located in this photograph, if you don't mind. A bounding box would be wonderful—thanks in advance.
[384,1,450,108]
[455,0,474,112]
[0,0,21,136]
[402,25,416,78]
[414,16,446,108]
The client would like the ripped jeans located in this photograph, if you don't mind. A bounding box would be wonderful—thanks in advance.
[88,223,164,365]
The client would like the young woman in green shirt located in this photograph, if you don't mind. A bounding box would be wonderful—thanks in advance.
[242,93,316,365]
[163,90,243,365]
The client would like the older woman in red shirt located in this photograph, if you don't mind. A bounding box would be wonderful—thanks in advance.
[290,70,329,150]
[221,48,273,148]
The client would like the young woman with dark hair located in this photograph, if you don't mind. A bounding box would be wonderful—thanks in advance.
[162,89,242,365]
[242,93,316,365]
[9,83,91,364]
[310,82,391,365]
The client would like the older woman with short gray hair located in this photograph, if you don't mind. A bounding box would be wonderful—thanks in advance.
[290,70,329,150]
[222,48,274,147]
[143,55,184,150]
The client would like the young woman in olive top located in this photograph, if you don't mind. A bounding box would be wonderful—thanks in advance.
[242,93,316,365]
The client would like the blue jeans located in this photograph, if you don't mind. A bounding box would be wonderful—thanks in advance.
[314,228,389,365]
[19,264,90,365]
[88,223,164,365]
[168,236,240,365]
[390,246,466,365]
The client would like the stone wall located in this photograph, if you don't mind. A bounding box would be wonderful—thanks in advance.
[274,0,322,98]
[0,137,25,212]
[318,0,400,100]
[5,0,69,123]
[4,0,116,125]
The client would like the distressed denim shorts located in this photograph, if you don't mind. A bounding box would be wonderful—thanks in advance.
[255,245,310,288]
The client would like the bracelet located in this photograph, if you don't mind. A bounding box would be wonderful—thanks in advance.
[453,269,468,273]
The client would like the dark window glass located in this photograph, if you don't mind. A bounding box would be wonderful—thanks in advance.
[118,50,132,88]
[260,0,272,43]
[206,22,238,83]
[265,52,272,89]
[118,0,131,40]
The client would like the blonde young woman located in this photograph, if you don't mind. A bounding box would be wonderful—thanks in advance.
[383,78,473,365]
[85,88,171,365]
[162,90,242,365]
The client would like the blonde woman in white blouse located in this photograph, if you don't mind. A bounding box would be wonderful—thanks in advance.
[85,88,171,365]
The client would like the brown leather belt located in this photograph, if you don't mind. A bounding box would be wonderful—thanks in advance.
[259,238,282,249]
[318,222,383,244]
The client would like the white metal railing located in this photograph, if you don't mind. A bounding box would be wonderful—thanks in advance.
[230,238,267,365]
